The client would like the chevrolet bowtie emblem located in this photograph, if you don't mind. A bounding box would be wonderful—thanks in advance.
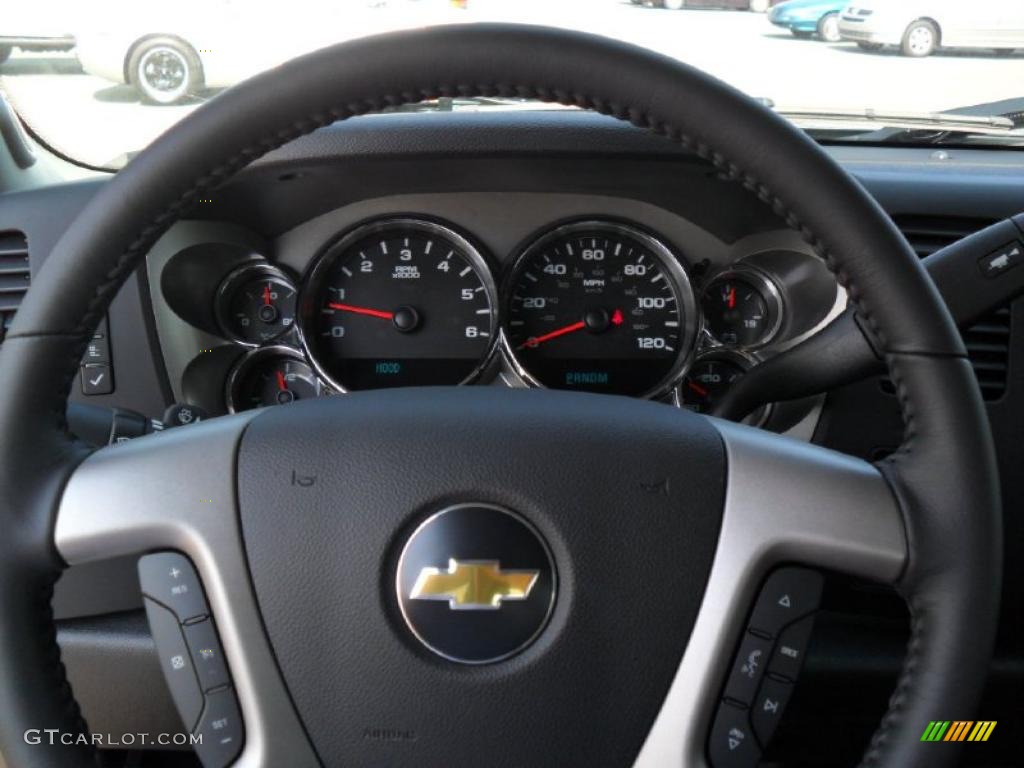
[410,558,539,610]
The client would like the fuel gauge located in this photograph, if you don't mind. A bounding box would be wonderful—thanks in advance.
[216,263,297,346]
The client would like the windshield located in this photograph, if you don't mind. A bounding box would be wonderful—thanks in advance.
[4,0,1024,168]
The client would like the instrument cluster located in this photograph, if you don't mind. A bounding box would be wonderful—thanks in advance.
[208,215,831,423]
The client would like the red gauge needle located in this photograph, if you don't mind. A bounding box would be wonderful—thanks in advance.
[611,308,624,326]
[263,283,273,306]
[275,371,288,392]
[686,379,709,397]
[519,320,586,350]
[727,287,736,310]
[327,302,394,320]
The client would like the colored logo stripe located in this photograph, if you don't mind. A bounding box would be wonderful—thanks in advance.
[968,722,997,742]
[944,721,973,741]
[921,720,996,742]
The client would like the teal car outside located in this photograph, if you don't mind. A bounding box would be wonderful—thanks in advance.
[769,0,847,41]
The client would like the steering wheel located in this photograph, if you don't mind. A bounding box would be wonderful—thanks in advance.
[0,24,1000,768]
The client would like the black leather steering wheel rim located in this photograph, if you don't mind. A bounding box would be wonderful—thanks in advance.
[0,24,1000,768]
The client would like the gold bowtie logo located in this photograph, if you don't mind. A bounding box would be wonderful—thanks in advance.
[410,559,539,610]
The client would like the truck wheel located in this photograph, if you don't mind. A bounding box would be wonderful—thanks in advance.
[817,13,841,42]
[901,20,938,57]
[128,37,202,106]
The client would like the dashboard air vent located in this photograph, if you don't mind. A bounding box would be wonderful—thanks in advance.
[894,215,1008,401]
[0,231,30,343]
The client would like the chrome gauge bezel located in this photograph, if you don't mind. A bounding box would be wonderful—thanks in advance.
[215,262,298,348]
[296,217,501,394]
[679,349,772,428]
[699,264,784,351]
[499,219,701,400]
[225,344,328,413]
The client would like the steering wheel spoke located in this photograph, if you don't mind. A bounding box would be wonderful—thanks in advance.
[635,420,906,767]
[55,414,318,768]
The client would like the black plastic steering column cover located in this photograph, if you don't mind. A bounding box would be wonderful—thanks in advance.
[0,23,1000,768]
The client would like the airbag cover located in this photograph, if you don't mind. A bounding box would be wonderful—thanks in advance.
[237,387,725,767]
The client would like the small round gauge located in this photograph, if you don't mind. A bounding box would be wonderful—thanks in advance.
[680,353,769,426]
[298,218,498,391]
[700,269,782,348]
[227,347,323,412]
[216,263,297,346]
[503,221,698,397]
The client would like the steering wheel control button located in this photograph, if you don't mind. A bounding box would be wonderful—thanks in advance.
[751,675,794,747]
[138,552,209,623]
[723,631,773,706]
[395,503,555,664]
[767,615,815,681]
[183,619,230,692]
[142,597,204,732]
[708,700,761,768]
[748,567,823,638]
[978,241,1024,278]
[193,687,244,768]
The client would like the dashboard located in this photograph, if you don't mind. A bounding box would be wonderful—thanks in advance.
[148,195,840,431]
[0,110,1022,766]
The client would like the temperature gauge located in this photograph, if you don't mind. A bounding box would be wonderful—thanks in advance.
[680,352,769,426]
[216,263,297,346]
[227,347,324,412]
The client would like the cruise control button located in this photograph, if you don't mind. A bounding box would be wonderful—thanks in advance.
[143,597,203,731]
[723,631,773,706]
[767,614,815,681]
[748,567,822,637]
[184,618,230,692]
[194,687,244,768]
[752,675,794,748]
[708,700,760,768]
[138,552,209,623]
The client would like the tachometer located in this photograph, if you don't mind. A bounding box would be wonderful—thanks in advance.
[502,221,698,397]
[298,218,499,391]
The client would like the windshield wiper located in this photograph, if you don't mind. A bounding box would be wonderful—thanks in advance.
[775,107,1020,141]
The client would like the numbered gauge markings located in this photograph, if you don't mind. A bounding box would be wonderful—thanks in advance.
[502,221,699,397]
[216,263,297,346]
[298,218,499,391]
[227,346,324,412]
[700,268,783,349]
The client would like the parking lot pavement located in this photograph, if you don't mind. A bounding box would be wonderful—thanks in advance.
[3,3,1024,168]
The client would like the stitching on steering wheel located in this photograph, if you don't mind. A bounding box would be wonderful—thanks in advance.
[12,81,929,767]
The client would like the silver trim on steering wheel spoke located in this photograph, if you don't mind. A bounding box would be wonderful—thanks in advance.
[54,414,318,768]
[633,419,907,767]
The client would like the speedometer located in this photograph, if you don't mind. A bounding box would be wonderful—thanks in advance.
[502,221,698,397]
[298,218,498,391]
